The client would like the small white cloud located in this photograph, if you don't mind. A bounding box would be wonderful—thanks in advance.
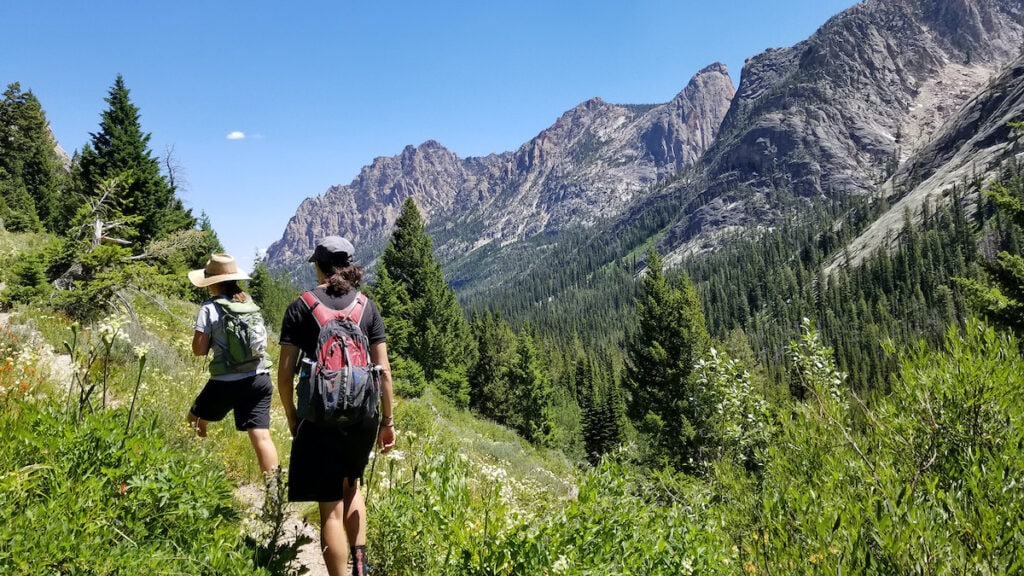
[226,131,246,140]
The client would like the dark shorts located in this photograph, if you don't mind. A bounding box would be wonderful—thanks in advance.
[190,373,273,430]
[287,416,379,502]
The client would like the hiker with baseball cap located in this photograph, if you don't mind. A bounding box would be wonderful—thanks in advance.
[187,253,279,474]
[277,236,395,576]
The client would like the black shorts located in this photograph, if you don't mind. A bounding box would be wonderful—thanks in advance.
[190,373,273,430]
[287,416,379,502]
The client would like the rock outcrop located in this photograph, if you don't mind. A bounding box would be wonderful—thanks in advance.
[834,51,1024,270]
[265,65,735,268]
[663,0,1024,259]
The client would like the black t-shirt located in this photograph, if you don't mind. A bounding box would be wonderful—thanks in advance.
[279,287,387,359]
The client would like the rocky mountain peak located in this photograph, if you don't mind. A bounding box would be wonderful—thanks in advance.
[266,0,1024,294]
[662,0,1024,262]
[266,66,735,270]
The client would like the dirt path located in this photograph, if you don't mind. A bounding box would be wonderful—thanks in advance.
[0,311,75,386]
[235,483,328,576]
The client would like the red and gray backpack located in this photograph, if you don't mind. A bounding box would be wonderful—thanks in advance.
[297,290,381,426]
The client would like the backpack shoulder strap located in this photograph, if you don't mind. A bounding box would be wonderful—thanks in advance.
[301,290,364,326]
[345,292,366,324]
[301,290,331,328]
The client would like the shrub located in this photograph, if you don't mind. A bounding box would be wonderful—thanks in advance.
[0,402,272,574]
[390,356,426,398]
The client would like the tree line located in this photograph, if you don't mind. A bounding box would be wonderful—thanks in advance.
[0,76,220,319]
[253,141,1024,470]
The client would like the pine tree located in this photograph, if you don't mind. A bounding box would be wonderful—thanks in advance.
[958,168,1024,338]
[0,83,63,232]
[0,176,40,231]
[468,310,519,424]
[77,75,193,244]
[364,263,413,355]
[625,249,710,467]
[381,197,441,303]
[377,198,475,391]
[249,259,299,332]
[509,328,554,444]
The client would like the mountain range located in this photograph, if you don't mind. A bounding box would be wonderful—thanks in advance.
[266,0,1024,292]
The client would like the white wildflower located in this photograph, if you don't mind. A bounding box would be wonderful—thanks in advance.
[98,314,130,346]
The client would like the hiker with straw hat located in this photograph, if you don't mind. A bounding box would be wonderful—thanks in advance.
[186,253,279,475]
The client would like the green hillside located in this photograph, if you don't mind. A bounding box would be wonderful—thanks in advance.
[5,217,1024,573]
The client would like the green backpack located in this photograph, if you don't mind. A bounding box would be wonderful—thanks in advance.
[209,297,268,376]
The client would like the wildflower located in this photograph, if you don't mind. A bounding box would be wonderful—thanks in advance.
[552,555,570,573]
[133,343,151,359]
[388,450,406,461]
[119,483,127,495]
[98,314,130,346]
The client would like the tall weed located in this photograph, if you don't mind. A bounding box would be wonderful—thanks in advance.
[0,402,271,574]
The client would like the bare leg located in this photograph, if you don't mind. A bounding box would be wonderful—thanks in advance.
[342,478,367,547]
[186,411,208,437]
[246,428,279,474]
[319,500,348,576]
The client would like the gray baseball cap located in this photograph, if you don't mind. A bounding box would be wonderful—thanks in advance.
[308,236,355,263]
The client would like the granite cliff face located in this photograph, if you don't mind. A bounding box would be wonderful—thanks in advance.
[265,64,734,268]
[834,51,1024,271]
[663,0,1024,259]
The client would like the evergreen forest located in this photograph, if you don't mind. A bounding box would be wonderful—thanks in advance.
[2,78,1024,574]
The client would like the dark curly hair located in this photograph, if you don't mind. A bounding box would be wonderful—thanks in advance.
[316,256,363,296]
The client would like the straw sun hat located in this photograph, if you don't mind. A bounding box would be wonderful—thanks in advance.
[188,253,250,288]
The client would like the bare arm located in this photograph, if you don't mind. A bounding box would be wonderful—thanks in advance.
[370,341,396,452]
[192,331,210,356]
[278,343,300,436]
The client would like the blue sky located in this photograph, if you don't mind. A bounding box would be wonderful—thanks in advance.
[5,0,858,271]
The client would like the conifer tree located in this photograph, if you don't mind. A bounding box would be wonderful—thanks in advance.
[469,310,519,423]
[249,258,299,332]
[958,161,1024,337]
[625,249,710,467]
[376,197,475,396]
[0,83,63,231]
[364,263,413,355]
[578,351,627,464]
[509,328,554,444]
[381,197,441,303]
[0,177,40,232]
[77,75,193,244]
